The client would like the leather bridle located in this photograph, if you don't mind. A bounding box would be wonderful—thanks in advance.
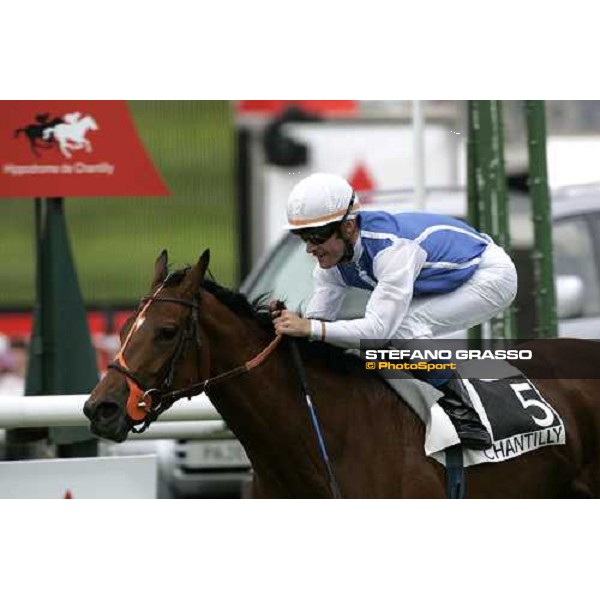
[107,283,281,434]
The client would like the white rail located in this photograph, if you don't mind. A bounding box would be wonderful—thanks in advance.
[0,393,220,428]
[0,421,232,444]
[124,421,233,440]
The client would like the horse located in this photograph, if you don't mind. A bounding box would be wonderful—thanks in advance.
[14,114,64,157]
[43,113,98,158]
[84,250,600,498]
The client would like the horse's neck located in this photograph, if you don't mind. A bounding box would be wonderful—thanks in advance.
[196,294,427,497]
[197,299,335,496]
[199,305,299,423]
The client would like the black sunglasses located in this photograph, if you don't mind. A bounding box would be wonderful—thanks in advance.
[293,223,339,245]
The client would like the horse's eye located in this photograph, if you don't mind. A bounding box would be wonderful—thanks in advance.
[155,327,178,342]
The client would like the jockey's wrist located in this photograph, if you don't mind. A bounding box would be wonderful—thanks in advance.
[309,319,326,342]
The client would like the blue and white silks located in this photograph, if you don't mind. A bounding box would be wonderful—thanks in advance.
[305,211,490,363]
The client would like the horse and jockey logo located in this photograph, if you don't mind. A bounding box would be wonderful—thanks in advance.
[14,112,99,158]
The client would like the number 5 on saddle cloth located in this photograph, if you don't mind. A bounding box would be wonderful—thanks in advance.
[376,359,565,469]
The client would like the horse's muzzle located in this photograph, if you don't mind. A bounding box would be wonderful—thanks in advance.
[84,395,130,443]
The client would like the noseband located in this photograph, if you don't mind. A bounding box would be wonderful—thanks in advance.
[108,289,281,434]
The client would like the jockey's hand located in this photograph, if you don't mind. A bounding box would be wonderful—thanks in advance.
[268,299,283,320]
[273,309,311,338]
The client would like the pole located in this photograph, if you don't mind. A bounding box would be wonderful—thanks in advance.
[5,199,48,459]
[525,101,557,338]
[487,101,516,341]
[24,197,99,457]
[236,127,252,283]
[413,100,426,210]
[467,101,515,345]
[467,102,482,349]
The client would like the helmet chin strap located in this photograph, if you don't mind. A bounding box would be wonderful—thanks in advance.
[338,232,355,264]
[335,219,358,264]
[335,191,357,264]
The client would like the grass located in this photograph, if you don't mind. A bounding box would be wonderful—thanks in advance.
[0,101,236,307]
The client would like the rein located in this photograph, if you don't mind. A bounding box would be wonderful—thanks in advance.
[108,288,282,433]
[157,333,282,403]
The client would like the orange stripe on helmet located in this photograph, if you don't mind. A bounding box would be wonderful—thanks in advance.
[288,203,359,227]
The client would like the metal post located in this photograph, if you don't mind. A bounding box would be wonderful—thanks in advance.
[487,101,515,341]
[489,102,510,249]
[524,101,557,338]
[25,197,99,456]
[467,101,515,345]
[5,199,48,459]
[413,101,426,209]
[29,198,45,390]
[236,127,252,283]
[474,101,494,236]
[467,102,480,231]
[467,101,482,348]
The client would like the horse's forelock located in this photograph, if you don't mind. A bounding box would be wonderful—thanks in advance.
[163,267,190,288]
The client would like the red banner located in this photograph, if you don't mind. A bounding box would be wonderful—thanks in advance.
[236,100,357,116]
[0,101,170,197]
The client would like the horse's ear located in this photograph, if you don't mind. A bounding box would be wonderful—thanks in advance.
[153,249,168,286]
[198,249,210,280]
[185,249,210,293]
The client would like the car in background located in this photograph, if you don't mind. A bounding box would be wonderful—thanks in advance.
[158,426,251,498]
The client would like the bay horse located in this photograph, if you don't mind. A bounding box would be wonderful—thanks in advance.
[84,250,600,498]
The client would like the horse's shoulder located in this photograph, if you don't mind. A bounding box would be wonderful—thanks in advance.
[305,342,397,393]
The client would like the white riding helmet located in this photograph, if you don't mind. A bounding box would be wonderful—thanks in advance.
[286,173,360,230]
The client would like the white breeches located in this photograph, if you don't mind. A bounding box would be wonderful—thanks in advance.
[393,242,518,339]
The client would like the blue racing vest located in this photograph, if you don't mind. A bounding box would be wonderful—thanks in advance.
[338,211,489,296]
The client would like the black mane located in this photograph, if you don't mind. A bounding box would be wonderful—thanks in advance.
[202,278,265,321]
[199,278,375,378]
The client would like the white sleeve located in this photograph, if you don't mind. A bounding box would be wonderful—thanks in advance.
[304,264,347,328]
[314,239,427,348]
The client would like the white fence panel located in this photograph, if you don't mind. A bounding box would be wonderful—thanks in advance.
[0,393,219,428]
[0,455,156,498]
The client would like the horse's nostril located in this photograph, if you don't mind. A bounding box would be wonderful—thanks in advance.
[97,401,120,422]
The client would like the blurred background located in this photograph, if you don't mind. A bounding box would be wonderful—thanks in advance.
[1,99,600,497]
[3,100,600,310]
[0,101,237,307]
[2,101,600,306]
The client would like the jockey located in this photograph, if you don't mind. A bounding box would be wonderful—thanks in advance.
[272,173,518,450]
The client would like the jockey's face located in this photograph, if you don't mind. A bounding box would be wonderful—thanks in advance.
[298,220,357,269]
[305,234,346,268]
